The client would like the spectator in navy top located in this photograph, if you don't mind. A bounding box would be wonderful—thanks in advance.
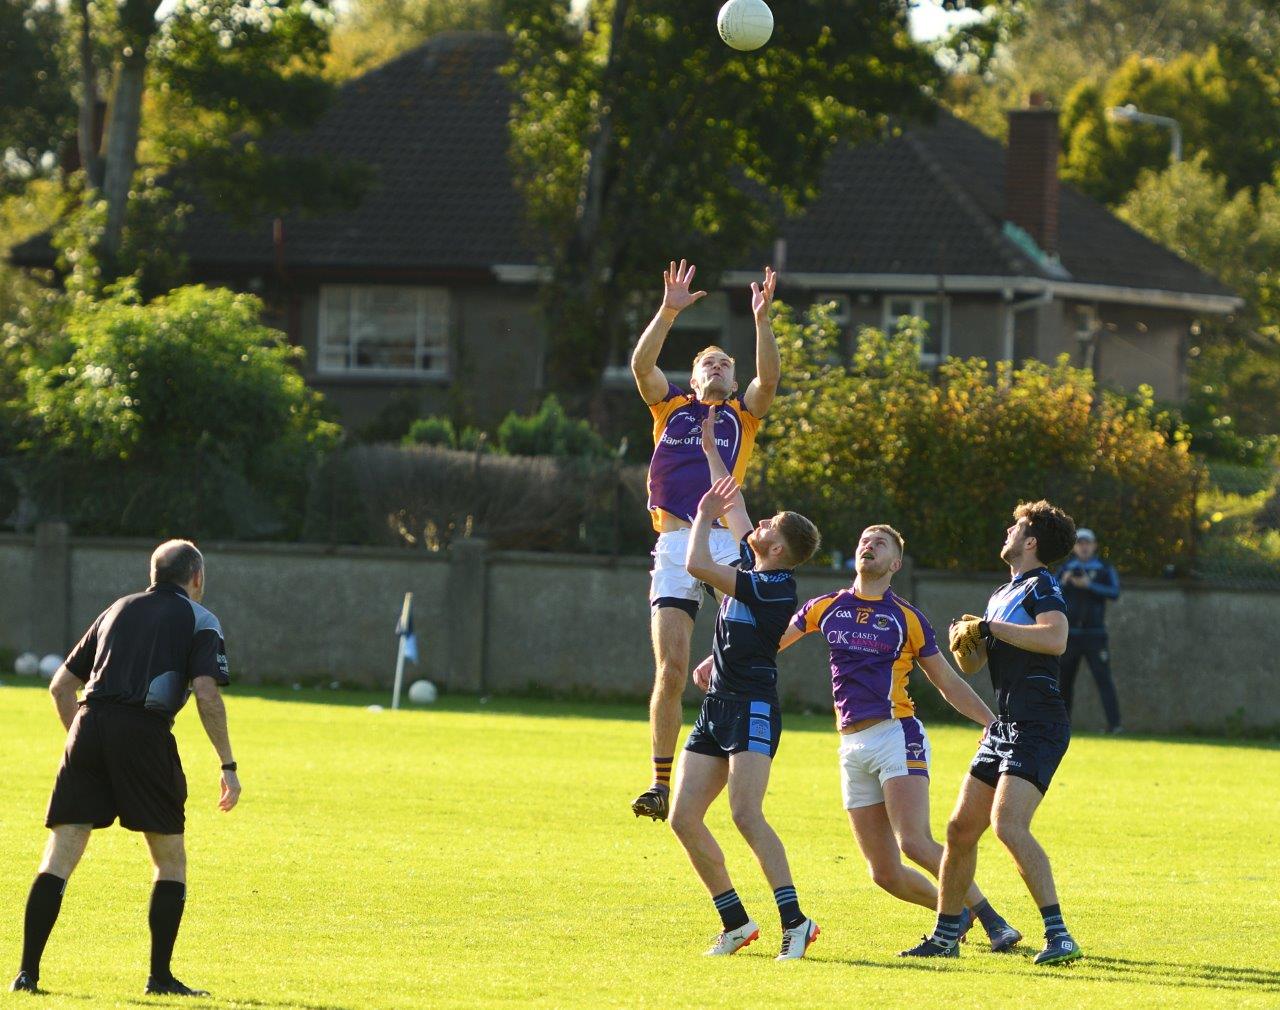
[1056,528,1123,733]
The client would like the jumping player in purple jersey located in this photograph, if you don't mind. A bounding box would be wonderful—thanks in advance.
[772,525,1022,952]
[631,259,781,823]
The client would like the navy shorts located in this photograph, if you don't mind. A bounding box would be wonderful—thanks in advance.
[685,695,781,759]
[969,719,1070,794]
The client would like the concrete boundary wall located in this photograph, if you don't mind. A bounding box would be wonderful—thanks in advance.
[1,529,1276,734]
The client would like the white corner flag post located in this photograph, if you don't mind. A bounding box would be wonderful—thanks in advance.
[392,592,415,710]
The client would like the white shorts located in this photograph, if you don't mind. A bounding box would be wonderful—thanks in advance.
[649,527,741,607]
[838,717,931,810]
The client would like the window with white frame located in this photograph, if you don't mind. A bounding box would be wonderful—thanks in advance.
[883,295,947,364]
[318,285,450,377]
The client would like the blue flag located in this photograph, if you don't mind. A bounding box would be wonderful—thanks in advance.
[396,601,418,664]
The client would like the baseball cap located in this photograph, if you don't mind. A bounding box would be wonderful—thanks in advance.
[1076,528,1096,541]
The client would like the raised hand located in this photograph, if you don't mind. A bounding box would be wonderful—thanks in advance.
[750,266,777,321]
[663,258,708,313]
[697,474,740,518]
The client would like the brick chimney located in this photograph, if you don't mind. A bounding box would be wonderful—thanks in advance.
[1005,93,1060,255]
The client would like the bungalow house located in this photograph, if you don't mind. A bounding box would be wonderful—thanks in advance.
[12,31,1240,430]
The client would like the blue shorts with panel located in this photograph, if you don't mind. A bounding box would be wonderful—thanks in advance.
[685,694,782,759]
[969,719,1070,794]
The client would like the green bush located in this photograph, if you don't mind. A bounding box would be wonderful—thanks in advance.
[405,416,456,448]
[496,395,610,459]
[757,302,1200,576]
[404,415,488,452]
[17,284,340,538]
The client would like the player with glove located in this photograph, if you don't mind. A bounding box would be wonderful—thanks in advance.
[902,500,1083,966]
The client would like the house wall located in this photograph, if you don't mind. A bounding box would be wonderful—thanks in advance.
[1094,303,1186,401]
[296,281,546,433]
[279,277,1194,436]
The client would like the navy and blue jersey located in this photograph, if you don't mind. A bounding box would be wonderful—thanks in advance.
[982,567,1069,724]
[708,537,797,707]
[1055,556,1120,634]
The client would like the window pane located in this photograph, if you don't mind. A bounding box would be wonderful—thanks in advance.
[319,287,352,370]
[920,300,942,356]
[353,288,419,370]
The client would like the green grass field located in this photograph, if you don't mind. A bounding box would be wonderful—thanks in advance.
[1,682,1278,1010]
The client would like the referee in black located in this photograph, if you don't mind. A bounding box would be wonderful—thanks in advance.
[10,539,240,997]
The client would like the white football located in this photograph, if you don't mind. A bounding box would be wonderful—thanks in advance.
[14,652,39,677]
[408,679,438,704]
[39,654,63,680]
[717,0,774,52]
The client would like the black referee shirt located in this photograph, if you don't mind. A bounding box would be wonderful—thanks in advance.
[65,582,230,720]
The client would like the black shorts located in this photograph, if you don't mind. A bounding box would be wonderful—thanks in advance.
[969,719,1070,795]
[46,705,187,835]
[685,695,782,759]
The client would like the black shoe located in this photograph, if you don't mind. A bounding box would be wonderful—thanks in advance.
[145,976,210,997]
[899,936,958,958]
[631,786,669,821]
[10,970,40,993]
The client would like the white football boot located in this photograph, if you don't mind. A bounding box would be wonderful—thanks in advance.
[775,918,820,960]
[703,920,761,956]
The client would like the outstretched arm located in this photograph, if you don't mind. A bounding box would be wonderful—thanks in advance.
[686,476,745,597]
[632,259,707,404]
[743,266,780,417]
[918,652,995,727]
[701,405,752,541]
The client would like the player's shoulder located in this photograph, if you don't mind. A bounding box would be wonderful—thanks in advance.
[889,591,933,626]
[186,598,224,636]
[802,588,844,609]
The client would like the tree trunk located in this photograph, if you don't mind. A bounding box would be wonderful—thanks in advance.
[76,0,103,188]
[101,51,148,262]
[543,0,630,398]
[100,0,161,264]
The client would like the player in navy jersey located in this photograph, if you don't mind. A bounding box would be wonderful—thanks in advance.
[667,410,821,960]
[902,500,1084,966]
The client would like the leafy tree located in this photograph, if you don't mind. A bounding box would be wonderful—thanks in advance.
[505,0,952,404]
[326,0,503,80]
[1060,42,1280,204]
[1118,156,1280,457]
[757,301,1200,574]
[151,0,368,223]
[943,0,1280,140]
[0,0,75,189]
[16,285,341,538]
[25,0,361,279]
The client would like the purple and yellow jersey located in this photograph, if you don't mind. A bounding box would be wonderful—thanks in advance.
[792,588,940,731]
[647,383,762,530]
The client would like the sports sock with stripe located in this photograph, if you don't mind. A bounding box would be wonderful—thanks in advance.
[712,888,750,931]
[773,885,805,930]
[1040,903,1069,939]
[929,911,964,947]
[651,756,673,793]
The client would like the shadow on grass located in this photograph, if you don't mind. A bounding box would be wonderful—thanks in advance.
[826,950,1280,993]
[117,997,355,1010]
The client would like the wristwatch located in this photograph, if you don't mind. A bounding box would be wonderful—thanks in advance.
[978,620,991,640]
[221,761,238,772]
